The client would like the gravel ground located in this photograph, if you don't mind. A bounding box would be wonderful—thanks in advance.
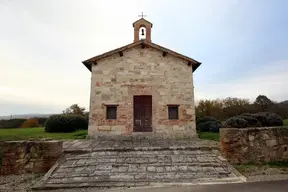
[0,174,43,192]
[234,164,288,182]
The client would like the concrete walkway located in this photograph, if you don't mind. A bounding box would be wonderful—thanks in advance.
[112,180,288,192]
[40,179,288,192]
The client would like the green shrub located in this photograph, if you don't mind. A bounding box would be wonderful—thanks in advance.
[36,117,49,126]
[196,116,217,124]
[197,120,221,132]
[197,121,211,132]
[223,116,248,128]
[253,112,283,127]
[0,119,26,128]
[45,114,88,133]
[209,121,222,132]
[239,113,262,127]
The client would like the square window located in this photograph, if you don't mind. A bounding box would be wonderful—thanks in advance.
[168,106,179,119]
[106,106,117,119]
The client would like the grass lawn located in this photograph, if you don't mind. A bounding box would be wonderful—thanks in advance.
[198,132,220,141]
[0,127,88,141]
[284,119,288,126]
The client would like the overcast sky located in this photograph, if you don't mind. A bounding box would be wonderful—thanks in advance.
[0,0,287,116]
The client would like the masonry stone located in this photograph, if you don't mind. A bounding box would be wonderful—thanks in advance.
[82,18,200,139]
[88,46,197,138]
[220,127,288,164]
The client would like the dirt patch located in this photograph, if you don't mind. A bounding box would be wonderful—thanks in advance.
[234,163,288,182]
[0,174,43,192]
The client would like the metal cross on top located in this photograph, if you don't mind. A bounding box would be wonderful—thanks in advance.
[138,12,147,18]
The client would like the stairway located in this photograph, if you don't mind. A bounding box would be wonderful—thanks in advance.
[33,147,245,190]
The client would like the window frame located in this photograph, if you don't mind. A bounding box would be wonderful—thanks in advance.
[105,104,118,120]
[167,105,179,120]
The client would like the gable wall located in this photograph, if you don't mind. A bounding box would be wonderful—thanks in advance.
[89,45,197,138]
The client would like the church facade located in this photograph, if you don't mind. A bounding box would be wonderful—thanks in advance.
[82,18,201,138]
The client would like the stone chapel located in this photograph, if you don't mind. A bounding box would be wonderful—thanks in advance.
[82,17,201,138]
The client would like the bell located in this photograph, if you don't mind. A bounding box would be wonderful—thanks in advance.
[141,29,145,36]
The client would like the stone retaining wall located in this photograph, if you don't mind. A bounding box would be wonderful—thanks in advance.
[220,127,288,164]
[0,140,62,175]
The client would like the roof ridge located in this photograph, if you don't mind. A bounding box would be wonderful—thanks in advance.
[82,40,201,72]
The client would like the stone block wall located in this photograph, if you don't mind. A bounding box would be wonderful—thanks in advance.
[220,127,288,164]
[89,45,196,138]
[0,140,62,175]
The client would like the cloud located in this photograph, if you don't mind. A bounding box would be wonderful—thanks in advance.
[195,60,288,102]
[0,0,287,115]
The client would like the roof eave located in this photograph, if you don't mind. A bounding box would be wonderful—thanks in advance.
[192,62,202,72]
[82,61,92,71]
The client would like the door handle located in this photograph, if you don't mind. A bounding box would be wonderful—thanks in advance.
[135,119,141,126]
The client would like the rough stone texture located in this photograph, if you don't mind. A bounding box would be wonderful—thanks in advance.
[220,127,288,164]
[0,140,63,175]
[33,144,244,190]
[89,46,196,139]
[62,139,219,153]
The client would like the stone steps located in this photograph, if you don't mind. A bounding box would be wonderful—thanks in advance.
[33,148,245,190]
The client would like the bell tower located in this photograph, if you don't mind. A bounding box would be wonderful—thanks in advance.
[133,13,153,42]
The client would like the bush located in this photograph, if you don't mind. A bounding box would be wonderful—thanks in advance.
[20,118,40,128]
[197,120,222,132]
[0,119,26,128]
[223,112,283,128]
[253,112,283,127]
[196,116,217,124]
[239,113,262,127]
[197,121,211,132]
[222,117,248,128]
[45,114,88,133]
[36,117,48,126]
[209,121,222,132]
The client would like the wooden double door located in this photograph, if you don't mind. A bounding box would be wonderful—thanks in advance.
[133,96,152,132]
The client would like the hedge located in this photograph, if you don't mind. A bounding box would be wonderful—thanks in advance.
[196,116,221,132]
[0,119,26,129]
[45,114,88,133]
[223,112,283,128]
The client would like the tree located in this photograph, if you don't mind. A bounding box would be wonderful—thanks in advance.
[20,118,40,128]
[222,97,250,108]
[63,104,86,116]
[195,97,250,120]
[195,99,223,119]
[254,95,274,111]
